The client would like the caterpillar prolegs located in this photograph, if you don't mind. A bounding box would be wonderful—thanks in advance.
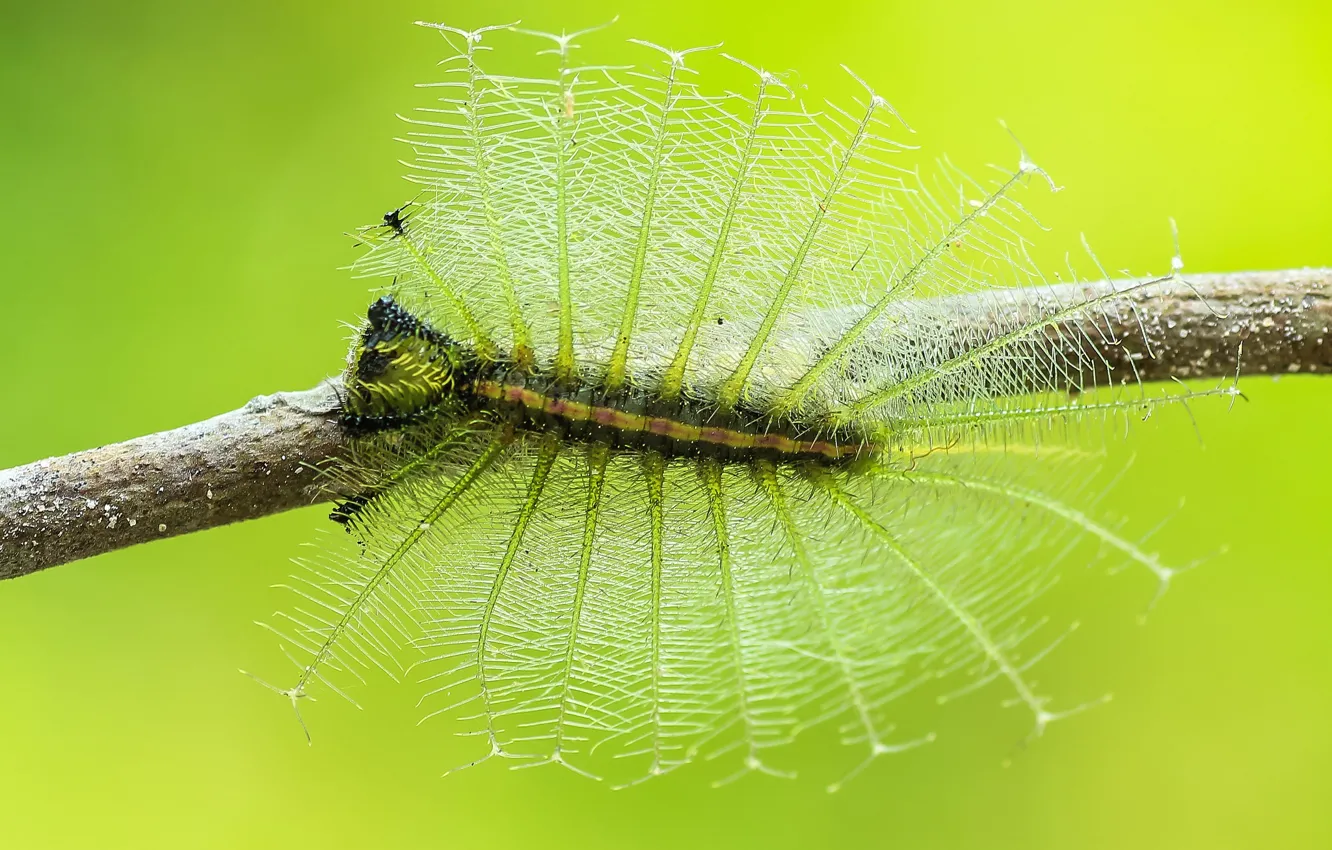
[253,22,1221,789]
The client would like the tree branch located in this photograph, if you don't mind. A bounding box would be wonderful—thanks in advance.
[1,386,344,579]
[2,268,1328,579]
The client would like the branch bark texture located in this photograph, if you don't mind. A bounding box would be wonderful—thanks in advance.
[999,268,1331,383]
[2,268,1328,579]
[0,386,344,579]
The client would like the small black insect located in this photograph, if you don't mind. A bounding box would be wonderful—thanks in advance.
[383,203,411,236]
[329,492,373,527]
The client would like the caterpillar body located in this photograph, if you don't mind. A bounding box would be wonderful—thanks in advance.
[256,22,1215,789]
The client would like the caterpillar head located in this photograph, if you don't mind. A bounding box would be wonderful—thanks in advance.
[340,295,468,432]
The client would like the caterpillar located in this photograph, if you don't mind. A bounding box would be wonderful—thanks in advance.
[252,21,1223,790]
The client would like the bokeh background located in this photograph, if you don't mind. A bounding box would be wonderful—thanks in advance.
[2,0,1329,847]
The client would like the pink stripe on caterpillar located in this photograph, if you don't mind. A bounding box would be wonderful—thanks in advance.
[470,379,873,460]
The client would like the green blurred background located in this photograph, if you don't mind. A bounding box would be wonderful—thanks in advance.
[1,0,1329,847]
